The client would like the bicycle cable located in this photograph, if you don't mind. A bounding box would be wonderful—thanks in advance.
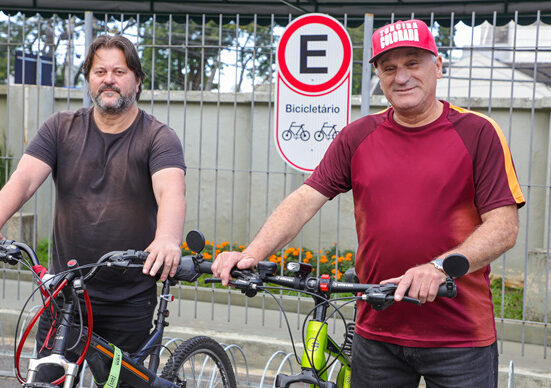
[313,297,358,378]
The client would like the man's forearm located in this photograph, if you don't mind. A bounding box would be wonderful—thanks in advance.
[443,205,519,273]
[244,185,328,262]
[0,155,51,231]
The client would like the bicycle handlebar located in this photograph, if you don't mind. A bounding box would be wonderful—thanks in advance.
[0,238,466,310]
[0,240,215,287]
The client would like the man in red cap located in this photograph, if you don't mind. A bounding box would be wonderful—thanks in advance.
[213,19,524,387]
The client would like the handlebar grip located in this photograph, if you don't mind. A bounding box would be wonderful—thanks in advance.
[196,260,213,275]
[172,256,213,282]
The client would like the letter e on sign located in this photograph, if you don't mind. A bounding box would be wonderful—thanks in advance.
[275,14,352,173]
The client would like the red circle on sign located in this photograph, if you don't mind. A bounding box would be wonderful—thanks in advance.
[278,14,352,94]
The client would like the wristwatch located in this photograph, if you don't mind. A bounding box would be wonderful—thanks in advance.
[430,258,445,273]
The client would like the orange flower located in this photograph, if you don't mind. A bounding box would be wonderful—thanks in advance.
[320,256,328,263]
[269,255,277,262]
[239,245,245,250]
[203,252,212,260]
[338,256,344,263]
[205,240,211,246]
[331,254,336,259]
[303,258,310,264]
[305,251,313,260]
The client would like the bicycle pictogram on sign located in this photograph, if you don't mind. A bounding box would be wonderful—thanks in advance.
[282,122,311,141]
[314,122,339,141]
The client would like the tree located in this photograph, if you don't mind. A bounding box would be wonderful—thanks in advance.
[0,12,84,87]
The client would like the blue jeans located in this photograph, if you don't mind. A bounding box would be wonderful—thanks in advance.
[351,334,498,388]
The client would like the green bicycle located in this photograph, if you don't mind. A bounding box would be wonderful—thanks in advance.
[214,254,469,388]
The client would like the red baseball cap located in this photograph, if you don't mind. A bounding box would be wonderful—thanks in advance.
[370,19,438,65]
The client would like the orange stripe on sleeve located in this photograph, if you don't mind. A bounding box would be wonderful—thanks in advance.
[450,104,525,205]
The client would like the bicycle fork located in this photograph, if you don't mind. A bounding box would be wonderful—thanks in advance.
[25,300,80,388]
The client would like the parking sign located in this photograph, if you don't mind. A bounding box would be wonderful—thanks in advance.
[275,14,352,173]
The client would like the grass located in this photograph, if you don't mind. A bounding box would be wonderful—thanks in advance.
[490,276,524,320]
[35,238,52,267]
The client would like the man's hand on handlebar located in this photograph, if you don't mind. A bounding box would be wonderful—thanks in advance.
[212,251,258,286]
[143,235,182,281]
[380,263,447,304]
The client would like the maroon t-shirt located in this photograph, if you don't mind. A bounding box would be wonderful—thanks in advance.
[305,101,525,347]
[25,107,186,301]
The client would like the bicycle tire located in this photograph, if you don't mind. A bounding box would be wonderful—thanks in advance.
[282,130,292,141]
[314,131,324,141]
[160,336,237,388]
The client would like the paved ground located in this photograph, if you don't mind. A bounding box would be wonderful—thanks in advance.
[1,278,550,387]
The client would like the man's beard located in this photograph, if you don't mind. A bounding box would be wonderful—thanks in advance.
[91,84,136,115]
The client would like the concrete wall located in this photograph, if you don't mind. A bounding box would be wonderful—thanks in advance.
[1,85,550,280]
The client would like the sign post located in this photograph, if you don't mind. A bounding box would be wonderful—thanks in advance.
[275,14,353,173]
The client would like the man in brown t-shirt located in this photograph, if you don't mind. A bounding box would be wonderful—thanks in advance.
[0,35,186,385]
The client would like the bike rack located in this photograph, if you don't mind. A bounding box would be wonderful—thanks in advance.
[78,360,95,388]
[159,336,185,363]
[259,350,295,388]
[326,361,339,382]
[222,343,250,387]
[18,304,41,345]
[0,317,5,354]
[508,360,515,388]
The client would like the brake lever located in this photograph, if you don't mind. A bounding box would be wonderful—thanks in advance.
[402,296,422,306]
[0,241,21,265]
[204,270,263,298]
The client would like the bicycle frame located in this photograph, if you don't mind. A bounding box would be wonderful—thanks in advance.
[275,289,352,388]
[300,316,352,388]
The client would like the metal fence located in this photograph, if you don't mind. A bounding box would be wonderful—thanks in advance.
[0,8,550,368]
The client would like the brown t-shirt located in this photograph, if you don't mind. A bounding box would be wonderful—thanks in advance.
[25,107,186,301]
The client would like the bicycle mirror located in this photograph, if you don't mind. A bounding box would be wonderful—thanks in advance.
[186,230,206,254]
[443,254,470,278]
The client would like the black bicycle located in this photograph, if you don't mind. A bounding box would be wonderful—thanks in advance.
[0,231,237,388]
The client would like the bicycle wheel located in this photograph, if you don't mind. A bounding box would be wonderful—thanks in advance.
[282,130,292,141]
[160,336,237,388]
[314,131,324,141]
